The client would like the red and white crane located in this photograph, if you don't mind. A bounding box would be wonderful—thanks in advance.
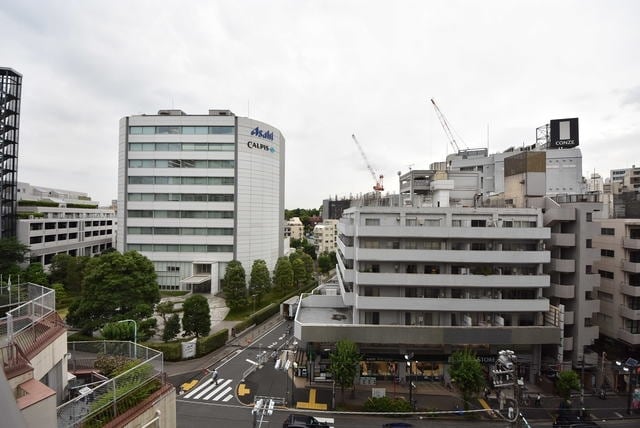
[351,133,384,192]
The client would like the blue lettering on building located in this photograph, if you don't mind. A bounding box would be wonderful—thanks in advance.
[250,126,274,141]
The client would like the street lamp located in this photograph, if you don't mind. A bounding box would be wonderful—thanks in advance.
[118,319,137,358]
[405,353,414,411]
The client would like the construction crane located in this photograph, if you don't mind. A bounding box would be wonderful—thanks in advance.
[351,133,384,192]
[430,98,467,154]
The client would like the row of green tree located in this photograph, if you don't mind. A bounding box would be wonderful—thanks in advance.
[222,250,316,311]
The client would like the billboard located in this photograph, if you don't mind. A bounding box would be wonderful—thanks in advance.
[549,118,579,149]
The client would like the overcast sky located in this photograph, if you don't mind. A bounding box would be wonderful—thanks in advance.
[2,0,639,209]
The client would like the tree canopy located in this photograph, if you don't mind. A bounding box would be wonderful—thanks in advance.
[248,259,271,306]
[182,294,211,338]
[448,348,485,410]
[273,257,294,294]
[329,340,360,402]
[49,253,89,294]
[222,260,248,310]
[66,250,160,334]
[556,370,580,400]
[0,237,29,276]
[162,313,181,342]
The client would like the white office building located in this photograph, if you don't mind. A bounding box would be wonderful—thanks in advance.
[117,109,285,291]
[16,182,115,266]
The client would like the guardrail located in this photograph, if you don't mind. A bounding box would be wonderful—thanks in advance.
[56,341,164,428]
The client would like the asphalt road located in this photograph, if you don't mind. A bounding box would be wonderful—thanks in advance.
[170,317,640,428]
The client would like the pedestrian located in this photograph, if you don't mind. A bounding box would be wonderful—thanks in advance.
[211,368,219,386]
[535,393,542,407]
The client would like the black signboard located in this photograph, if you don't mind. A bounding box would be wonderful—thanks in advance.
[549,118,579,149]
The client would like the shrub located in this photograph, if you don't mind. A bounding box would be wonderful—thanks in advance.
[145,341,183,361]
[364,396,412,412]
[196,329,229,357]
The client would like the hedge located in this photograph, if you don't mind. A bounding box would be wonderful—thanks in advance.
[145,328,229,361]
[196,328,229,357]
[144,341,183,361]
[67,203,98,209]
[18,200,59,207]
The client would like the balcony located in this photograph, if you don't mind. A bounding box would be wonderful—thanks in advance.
[623,238,640,250]
[550,258,575,273]
[296,323,561,346]
[563,336,574,352]
[584,299,600,315]
[355,248,548,264]
[355,272,549,288]
[619,305,640,320]
[617,328,640,345]
[344,225,549,240]
[623,260,640,274]
[544,206,576,226]
[549,282,575,299]
[564,311,575,325]
[551,233,575,247]
[620,283,640,297]
[356,296,549,313]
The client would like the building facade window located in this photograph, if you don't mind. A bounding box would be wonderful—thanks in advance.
[601,249,615,257]
[601,227,615,236]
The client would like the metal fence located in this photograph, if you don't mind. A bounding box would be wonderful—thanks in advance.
[0,282,54,344]
[57,341,164,428]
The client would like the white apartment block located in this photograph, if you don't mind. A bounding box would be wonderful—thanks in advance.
[285,217,304,240]
[594,219,640,348]
[294,198,561,382]
[117,109,285,291]
[313,219,338,254]
[15,182,115,266]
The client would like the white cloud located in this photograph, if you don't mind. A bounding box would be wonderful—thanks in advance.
[2,0,639,208]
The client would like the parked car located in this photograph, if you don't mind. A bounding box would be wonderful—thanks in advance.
[282,414,330,428]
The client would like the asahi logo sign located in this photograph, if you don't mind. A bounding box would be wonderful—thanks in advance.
[549,118,579,149]
[250,126,274,141]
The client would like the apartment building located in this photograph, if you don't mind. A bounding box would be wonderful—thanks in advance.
[313,219,338,255]
[540,194,603,369]
[117,109,285,291]
[294,191,561,383]
[15,182,115,267]
[285,217,304,240]
[594,219,640,351]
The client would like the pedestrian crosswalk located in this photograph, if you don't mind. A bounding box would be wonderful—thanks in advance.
[182,378,234,402]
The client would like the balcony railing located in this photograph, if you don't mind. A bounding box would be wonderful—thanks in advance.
[56,341,164,428]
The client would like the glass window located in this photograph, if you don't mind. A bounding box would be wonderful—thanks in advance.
[156,227,179,235]
[156,126,181,134]
[129,143,143,151]
[209,194,234,201]
[182,143,196,151]
[154,193,169,201]
[193,160,207,168]
[601,228,615,236]
[182,194,207,202]
[142,127,155,135]
[210,143,235,151]
[128,210,153,218]
[183,160,196,168]
[155,160,169,168]
[209,126,234,134]
[167,177,182,184]
[155,177,169,184]
[365,218,380,226]
[168,160,181,168]
[129,126,143,134]
[128,176,154,184]
[128,193,142,201]
[142,143,155,151]
[168,193,181,201]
